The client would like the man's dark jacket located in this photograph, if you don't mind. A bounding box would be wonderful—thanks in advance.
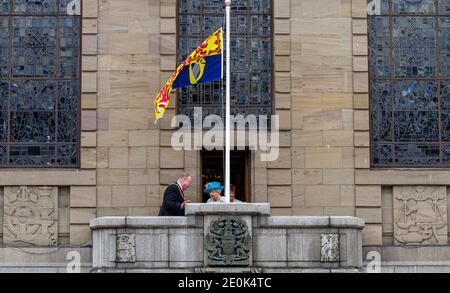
[158,183,185,216]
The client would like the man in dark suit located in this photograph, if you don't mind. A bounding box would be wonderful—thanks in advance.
[158,174,192,216]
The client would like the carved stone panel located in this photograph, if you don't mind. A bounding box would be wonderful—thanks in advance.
[394,186,448,245]
[205,216,252,267]
[3,186,58,246]
[321,234,340,262]
[116,234,136,263]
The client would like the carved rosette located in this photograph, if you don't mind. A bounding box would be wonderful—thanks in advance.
[116,234,136,263]
[3,186,58,246]
[394,186,448,245]
[205,216,252,267]
[321,234,340,262]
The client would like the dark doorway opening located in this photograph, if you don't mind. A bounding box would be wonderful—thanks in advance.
[201,150,251,203]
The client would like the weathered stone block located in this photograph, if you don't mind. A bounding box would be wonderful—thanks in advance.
[274,0,290,18]
[352,19,367,34]
[81,110,97,131]
[82,93,97,109]
[354,110,369,131]
[305,185,340,207]
[354,131,369,147]
[70,224,91,246]
[292,169,323,185]
[83,18,98,34]
[160,18,176,34]
[353,35,368,56]
[292,130,322,146]
[275,19,290,35]
[323,169,354,185]
[83,0,98,18]
[109,147,129,169]
[267,169,292,186]
[129,169,160,185]
[129,147,147,169]
[97,169,129,185]
[356,208,382,224]
[70,208,97,224]
[81,148,97,169]
[82,35,98,55]
[362,225,382,245]
[97,186,112,208]
[356,186,381,207]
[109,109,148,130]
[267,148,292,169]
[268,186,292,208]
[305,147,343,169]
[129,130,160,147]
[71,187,97,208]
[81,131,97,147]
[355,147,370,169]
[160,148,184,169]
[353,72,369,93]
[112,186,146,207]
[322,130,354,147]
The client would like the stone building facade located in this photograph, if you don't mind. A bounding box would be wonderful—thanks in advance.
[1,0,450,272]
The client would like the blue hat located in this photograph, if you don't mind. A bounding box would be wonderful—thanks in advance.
[203,182,224,193]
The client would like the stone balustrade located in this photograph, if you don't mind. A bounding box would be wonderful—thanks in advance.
[90,204,364,273]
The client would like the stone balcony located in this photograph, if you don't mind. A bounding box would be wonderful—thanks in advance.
[90,204,365,273]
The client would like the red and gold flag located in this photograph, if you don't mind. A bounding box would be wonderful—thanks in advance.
[153,27,223,122]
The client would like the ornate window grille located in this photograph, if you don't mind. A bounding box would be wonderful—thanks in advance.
[369,0,450,167]
[0,0,80,167]
[177,0,273,123]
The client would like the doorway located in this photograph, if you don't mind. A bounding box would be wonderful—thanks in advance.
[200,150,251,203]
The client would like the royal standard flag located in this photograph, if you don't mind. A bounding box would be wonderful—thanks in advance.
[154,27,223,121]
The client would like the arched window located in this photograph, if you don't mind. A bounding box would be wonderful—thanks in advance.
[177,0,273,121]
[369,0,450,167]
[0,0,80,167]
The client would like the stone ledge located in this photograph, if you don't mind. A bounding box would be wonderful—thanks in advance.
[356,169,450,185]
[185,203,271,216]
[0,247,92,267]
[264,216,365,229]
[90,216,189,230]
[0,170,96,186]
[90,215,365,230]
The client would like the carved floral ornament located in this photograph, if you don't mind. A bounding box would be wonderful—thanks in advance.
[116,234,136,263]
[321,234,340,263]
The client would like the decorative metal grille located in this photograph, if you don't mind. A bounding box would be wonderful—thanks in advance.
[0,0,80,168]
[369,0,450,167]
[177,0,273,122]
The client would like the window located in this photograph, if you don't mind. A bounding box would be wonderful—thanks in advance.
[177,0,273,121]
[369,0,450,167]
[201,150,250,203]
[0,0,80,167]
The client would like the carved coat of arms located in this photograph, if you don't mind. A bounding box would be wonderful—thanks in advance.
[205,216,252,266]
[3,186,58,246]
[394,186,448,245]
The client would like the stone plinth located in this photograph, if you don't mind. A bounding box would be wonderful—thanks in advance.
[90,204,365,273]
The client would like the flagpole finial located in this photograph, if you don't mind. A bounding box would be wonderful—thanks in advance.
[225,0,231,7]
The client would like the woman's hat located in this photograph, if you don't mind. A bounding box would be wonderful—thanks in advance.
[203,182,224,193]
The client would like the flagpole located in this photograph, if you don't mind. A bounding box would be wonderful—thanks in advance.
[224,0,231,204]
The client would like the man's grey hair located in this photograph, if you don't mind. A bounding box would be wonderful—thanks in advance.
[178,173,192,181]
